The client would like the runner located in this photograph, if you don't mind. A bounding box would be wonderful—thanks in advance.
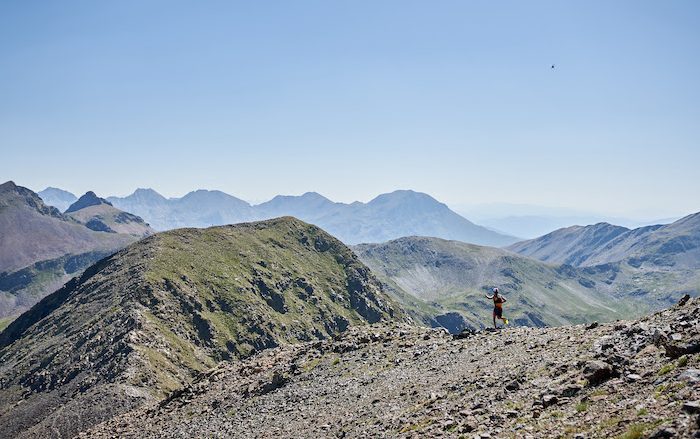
[485,287,509,328]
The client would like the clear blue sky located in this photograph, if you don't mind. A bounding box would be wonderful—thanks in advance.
[1,1,698,218]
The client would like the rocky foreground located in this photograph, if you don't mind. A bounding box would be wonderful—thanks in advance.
[86,298,700,438]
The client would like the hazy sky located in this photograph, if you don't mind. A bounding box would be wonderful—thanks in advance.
[1,1,698,218]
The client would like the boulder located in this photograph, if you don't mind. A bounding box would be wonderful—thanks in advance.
[542,394,558,408]
[505,380,520,391]
[682,401,700,414]
[559,384,582,397]
[663,341,700,359]
[649,427,677,438]
[679,369,700,383]
[583,360,614,385]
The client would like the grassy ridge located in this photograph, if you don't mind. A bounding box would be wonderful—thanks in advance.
[141,219,403,363]
[0,217,406,439]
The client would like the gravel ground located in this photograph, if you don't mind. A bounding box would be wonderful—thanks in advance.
[85,298,700,438]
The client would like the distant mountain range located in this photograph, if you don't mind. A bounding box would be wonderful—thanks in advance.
[0,182,153,321]
[508,214,700,269]
[29,187,519,247]
[102,188,519,246]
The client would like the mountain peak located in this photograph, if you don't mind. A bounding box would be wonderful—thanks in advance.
[65,191,112,213]
[589,221,626,230]
[114,188,169,204]
[0,181,65,219]
[259,192,334,211]
[177,189,251,209]
[133,188,165,197]
[368,190,440,205]
[0,180,18,192]
[182,189,236,199]
[300,191,330,200]
[37,187,78,211]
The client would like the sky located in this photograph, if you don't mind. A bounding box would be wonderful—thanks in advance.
[1,1,698,219]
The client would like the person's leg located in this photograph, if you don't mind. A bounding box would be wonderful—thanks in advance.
[493,312,497,328]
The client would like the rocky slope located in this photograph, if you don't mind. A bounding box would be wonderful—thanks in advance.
[85,297,700,438]
[107,188,518,246]
[0,217,406,439]
[66,191,154,237]
[0,182,139,319]
[354,237,638,332]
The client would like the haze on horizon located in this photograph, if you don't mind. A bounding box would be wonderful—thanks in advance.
[1,1,698,220]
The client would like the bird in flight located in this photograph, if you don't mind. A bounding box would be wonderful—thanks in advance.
[551,64,555,69]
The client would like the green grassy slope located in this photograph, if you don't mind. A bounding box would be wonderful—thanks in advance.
[355,237,642,330]
[0,217,406,439]
[140,217,406,363]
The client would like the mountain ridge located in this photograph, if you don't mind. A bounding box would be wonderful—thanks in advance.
[0,217,406,438]
[106,188,518,246]
[508,213,700,270]
[65,191,113,213]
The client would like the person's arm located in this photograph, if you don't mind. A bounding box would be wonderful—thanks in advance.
[485,294,493,299]
[501,296,507,303]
